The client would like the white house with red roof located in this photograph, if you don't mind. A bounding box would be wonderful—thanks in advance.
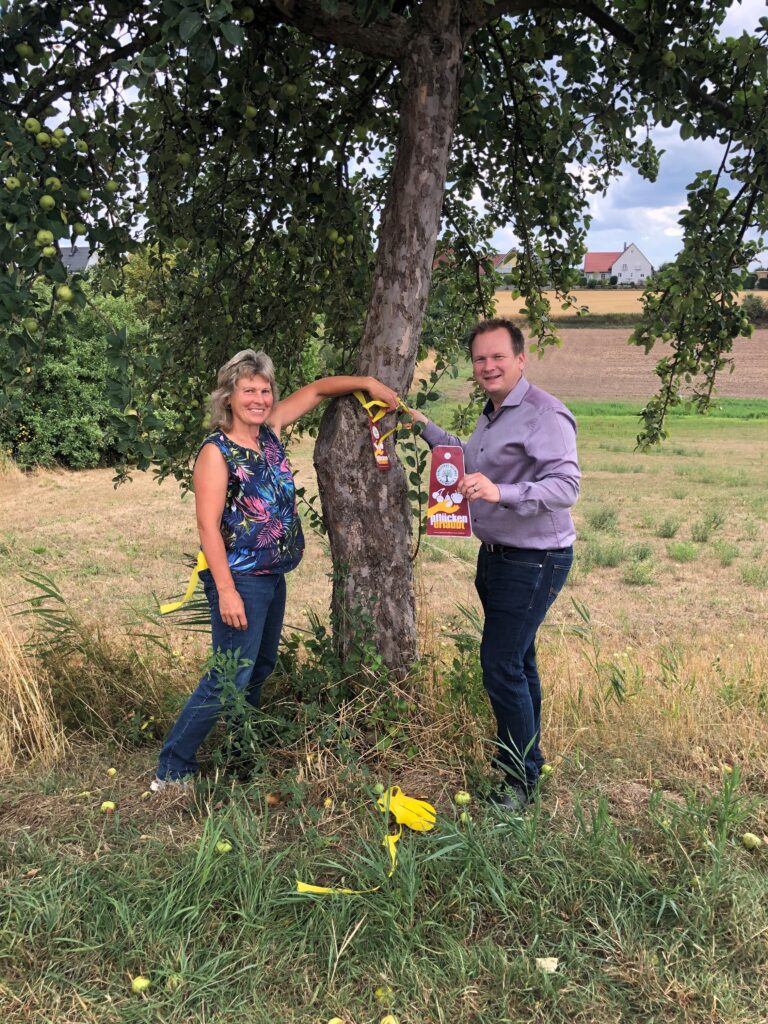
[584,243,653,284]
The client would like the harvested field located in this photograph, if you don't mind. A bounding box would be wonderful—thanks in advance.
[494,287,765,318]
[521,328,767,400]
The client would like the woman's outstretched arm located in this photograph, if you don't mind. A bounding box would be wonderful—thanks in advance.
[268,375,399,434]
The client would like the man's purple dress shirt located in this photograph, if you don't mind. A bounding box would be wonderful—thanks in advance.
[421,376,580,549]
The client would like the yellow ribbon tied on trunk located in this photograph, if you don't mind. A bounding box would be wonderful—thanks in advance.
[353,389,410,444]
[296,786,436,896]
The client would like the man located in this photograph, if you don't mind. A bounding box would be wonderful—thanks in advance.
[412,318,579,809]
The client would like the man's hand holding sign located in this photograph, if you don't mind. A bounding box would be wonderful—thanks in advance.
[459,472,500,505]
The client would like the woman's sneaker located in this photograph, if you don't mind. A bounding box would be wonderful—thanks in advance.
[149,775,192,794]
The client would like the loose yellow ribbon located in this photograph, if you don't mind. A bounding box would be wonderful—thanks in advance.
[296,785,436,895]
[159,550,208,614]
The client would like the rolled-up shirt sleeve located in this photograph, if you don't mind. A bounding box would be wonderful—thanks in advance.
[497,409,580,517]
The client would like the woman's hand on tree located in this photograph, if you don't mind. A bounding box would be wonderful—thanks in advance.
[366,376,400,410]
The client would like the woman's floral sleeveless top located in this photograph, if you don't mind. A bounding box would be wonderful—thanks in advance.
[199,427,304,575]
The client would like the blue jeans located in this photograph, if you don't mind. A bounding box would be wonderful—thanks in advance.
[157,570,286,781]
[475,544,573,791]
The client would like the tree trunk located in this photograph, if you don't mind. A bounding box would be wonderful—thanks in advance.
[314,1,463,675]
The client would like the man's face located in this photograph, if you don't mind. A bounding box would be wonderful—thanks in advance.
[471,327,526,407]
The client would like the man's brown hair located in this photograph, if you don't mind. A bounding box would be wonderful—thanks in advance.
[467,318,525,357]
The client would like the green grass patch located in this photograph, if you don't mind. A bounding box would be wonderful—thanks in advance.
[712,540,740,567]
[582,536,627,568]
[550,312,643,328]
[740,563,768,588]
[2,764,767,1024]
[667,541,699,563]
[655,516,682,539]
[622,560,655,585]
[584,505,620,533]
[565,398,768,420]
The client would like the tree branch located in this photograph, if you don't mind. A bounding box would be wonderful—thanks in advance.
[461,0,536,35]
[262,0,411,60]
[22,31,153,116]
[559,0,636,47]
[474,0,736,123]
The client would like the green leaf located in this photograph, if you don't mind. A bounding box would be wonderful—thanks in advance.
[179,11,203,42]
[47,261,67,283]
[190,37,216,74]
[220,21,244,46]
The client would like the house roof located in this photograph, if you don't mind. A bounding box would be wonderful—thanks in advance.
[584,251,622,273]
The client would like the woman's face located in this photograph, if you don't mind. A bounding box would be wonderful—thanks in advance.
[228,374,274,429]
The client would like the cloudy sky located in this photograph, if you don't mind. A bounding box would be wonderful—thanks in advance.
[490,0,765,269]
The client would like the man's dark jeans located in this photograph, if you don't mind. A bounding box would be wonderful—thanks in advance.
[475,544,573,792]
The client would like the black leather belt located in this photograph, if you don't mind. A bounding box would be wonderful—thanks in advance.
[481,543,569,556]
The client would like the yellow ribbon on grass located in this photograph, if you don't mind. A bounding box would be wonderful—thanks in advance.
[296,786,436,895]
[159,550,208,614]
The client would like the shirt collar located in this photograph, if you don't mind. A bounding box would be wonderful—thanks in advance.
[482,375,530,418]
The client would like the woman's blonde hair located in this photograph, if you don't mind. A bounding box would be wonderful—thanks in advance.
[208,349,279,431]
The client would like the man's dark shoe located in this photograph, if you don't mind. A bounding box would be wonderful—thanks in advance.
[487,782,530,811]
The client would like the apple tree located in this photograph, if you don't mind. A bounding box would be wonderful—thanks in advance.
[1,0,766,673]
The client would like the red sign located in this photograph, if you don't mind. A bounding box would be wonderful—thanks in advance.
[368,418,391,471]
[425,446,472,537]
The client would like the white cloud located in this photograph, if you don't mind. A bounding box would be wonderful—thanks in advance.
[720,0,765,35]
[646,207,685,238]
[491,0,766,267]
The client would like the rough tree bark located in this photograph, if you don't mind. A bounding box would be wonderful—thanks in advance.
[314,0,463,676]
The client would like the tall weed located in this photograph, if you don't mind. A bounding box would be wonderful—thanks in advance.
[585,504,619,532]
[19,572,187,740]
[0,602,66,772]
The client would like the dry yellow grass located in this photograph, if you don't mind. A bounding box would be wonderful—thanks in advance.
[494,288,764,317]
[0,409,766,799]
[0,601,67,773]
[0,449,22,480]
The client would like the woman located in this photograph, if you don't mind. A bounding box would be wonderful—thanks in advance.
[152,349,398,789]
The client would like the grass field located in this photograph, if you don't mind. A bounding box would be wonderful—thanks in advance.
[1,376,767,1022]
